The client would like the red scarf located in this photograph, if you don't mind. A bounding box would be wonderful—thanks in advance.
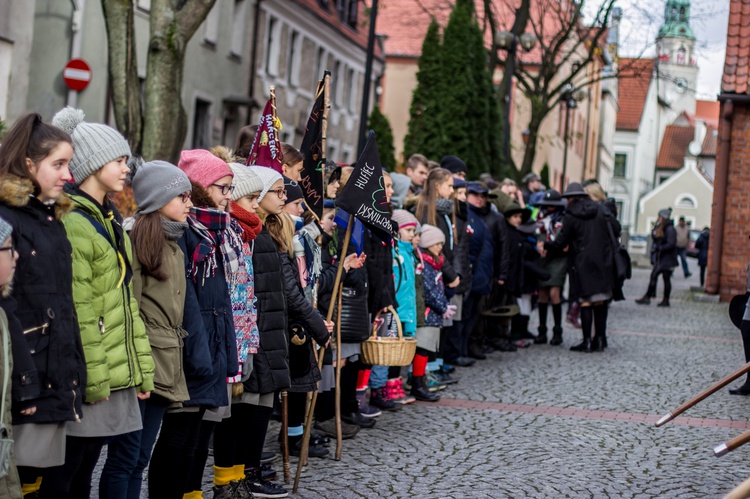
[230,202,263,242]
[421,250,444,271]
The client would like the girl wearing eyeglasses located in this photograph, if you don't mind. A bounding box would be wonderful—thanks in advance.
[126,160,196,498]
[0,113,86,497]
[159,149,239,499]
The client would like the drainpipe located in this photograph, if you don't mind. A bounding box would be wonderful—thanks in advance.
[67,0,85,108]
[705,98,733,295]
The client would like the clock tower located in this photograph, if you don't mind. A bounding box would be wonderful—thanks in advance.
[655,0,698,116]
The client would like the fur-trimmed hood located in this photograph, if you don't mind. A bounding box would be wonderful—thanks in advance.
[0,174,73,220]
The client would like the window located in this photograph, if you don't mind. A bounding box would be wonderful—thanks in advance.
[314,47,326,83]
[265,16,281,76]
[615,201,624,221]
[348,70,358,113]
[193,99,211,149]
[287,30,301,87]
[203,2,220,46]
[136,0,151,12]
[676,194,697,209]
[230,0,248,57]
[335,0,358,28]
[333,60,343,106]
[614,153,627,177]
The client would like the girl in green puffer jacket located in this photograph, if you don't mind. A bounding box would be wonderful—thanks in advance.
[49,107,154,498]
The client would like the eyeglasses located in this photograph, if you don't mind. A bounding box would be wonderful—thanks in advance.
[180,192,192,203]
[0,244,15,254]
[267,188,287,200]
[211,184,236,196]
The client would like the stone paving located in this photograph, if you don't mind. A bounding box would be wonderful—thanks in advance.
[94,264,750,498]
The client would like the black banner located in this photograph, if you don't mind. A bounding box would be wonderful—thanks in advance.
[298,80,326,219]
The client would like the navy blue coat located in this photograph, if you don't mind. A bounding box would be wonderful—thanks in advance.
[467,205,494,296]
[178,225,238,408]
[695,230,710,267]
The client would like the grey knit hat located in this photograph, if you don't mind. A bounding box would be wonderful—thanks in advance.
[229,163,263,201]
[248,166,283,201]
[658,207,672,220]
[52,107,131,185]
[132,160,192,214]
[418,224,445,249]
[0,216,11,246]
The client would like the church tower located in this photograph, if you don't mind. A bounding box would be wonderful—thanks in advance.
[655,0,698,116]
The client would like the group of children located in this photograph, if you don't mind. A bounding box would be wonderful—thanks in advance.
[0,109,619,499]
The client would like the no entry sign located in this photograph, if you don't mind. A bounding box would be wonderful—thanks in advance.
[63,58,92,92]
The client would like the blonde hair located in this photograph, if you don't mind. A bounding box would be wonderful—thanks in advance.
[585,183,606,202]
[260,209,295,257]
[415,168,457,242]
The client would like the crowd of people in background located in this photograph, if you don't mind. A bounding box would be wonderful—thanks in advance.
[0,110,630,499]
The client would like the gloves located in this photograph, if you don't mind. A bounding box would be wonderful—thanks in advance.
[442,304,458,320]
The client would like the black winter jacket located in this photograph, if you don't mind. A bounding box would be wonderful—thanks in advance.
[365,230,396,313]
[473,204,509,282]
[0,175,86,424]
[454,202,475,295]
[178,223,238,408]
[283,253,329,392]
[652,220,678,273]
[545,197,617,301]
[246,230,290,394]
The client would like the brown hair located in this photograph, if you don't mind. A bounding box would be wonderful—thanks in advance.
[264,211,295,257]
[0,113,72,192]
[415,168,454,228]
[406,153,428,172]
[234,125,258,161]
[130,212,169,280]
[654,216,666,238]
[281,143,304,168]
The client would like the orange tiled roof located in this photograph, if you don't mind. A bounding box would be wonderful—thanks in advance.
[656,125,694,169]
[616,58,654,131]
[695,100,720,128]
[701,127,718,157]
[722,0,750,94]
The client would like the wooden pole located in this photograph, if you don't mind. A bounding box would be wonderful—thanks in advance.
[656,361,750,427]
[334,274,343,461]
[281,390,290,484]
[726,475,750,499]
[715,428,750,457]
[293,212,354,490]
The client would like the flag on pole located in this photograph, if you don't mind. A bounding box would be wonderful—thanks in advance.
[298,86,325,219]
[246,99,283,173]
[333,209,366,255]
[335,130,394,238]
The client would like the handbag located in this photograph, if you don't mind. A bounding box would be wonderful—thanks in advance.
[606,218,631,281]
[336,287,370,343]
[0,314,14,479]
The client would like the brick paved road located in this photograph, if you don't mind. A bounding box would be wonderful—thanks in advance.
[96,266,750,498]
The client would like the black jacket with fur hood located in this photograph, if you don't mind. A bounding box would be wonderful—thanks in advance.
[0,175,86,424]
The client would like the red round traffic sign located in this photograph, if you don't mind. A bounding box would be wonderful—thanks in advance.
[63,58,92,92]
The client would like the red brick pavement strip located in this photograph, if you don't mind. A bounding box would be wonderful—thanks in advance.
[425,397,750,430]
[609,329,742,343]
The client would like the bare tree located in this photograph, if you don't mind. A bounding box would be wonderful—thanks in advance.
[101,0,216,162]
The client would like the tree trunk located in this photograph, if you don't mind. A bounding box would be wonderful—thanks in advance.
[142,0,216,163]
[101,0,142,154]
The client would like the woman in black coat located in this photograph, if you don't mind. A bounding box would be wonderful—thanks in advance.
[636,208,678,307]
[695,227,710,288]
[545,183,619,352]
[0,114,87,493]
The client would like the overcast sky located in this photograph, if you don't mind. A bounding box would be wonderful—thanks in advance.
[589,0,729,100]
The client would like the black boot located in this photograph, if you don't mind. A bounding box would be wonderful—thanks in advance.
[550,326,563,346]
[635,295,651,305]
[657,300,670,307]
[410,375,440,402]
[571,306,592,352]
[730,321,750,395]
[592,304,608,351]
[534,325,548,344]
[512,315,537,341]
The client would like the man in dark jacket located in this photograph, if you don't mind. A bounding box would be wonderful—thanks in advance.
[636,208,678,307]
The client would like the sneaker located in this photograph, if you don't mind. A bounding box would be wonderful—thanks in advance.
[425,371,447,392]
[359,403,382,418]
[369,386,401,411]
[243,468,288,498]
[436,369,459,385]
[288,435,329,458]
[213,481,252,499]
[314,418,360,439]
[341,411,376,428]
[260,463,276,481]
[260,451,277,464]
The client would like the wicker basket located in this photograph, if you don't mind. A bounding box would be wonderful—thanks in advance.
[360,306,417,367]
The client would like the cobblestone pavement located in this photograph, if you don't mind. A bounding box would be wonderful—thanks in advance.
[94,265,750,498]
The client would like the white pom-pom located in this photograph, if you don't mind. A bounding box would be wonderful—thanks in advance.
[52,106,85,134]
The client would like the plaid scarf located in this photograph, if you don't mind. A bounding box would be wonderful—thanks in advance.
[187,207,241,284]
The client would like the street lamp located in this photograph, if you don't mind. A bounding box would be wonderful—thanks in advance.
[494,29,537,174]
[560,83,586,189]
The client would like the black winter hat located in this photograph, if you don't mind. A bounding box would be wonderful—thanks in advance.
[441,155,468,175]
[284,176,304,204]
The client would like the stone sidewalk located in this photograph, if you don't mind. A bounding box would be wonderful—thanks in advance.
[95,265,750,498]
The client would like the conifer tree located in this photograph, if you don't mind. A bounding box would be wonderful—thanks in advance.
[368,105,396,172]
[403,19,444,161]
